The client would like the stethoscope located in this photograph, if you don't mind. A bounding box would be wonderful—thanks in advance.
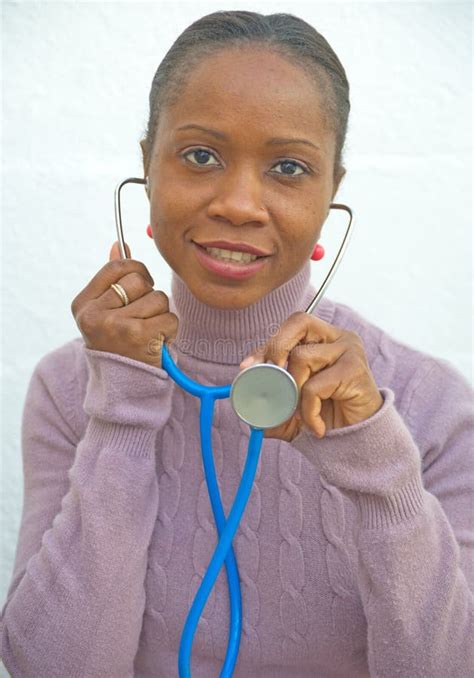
[114,177,354,677]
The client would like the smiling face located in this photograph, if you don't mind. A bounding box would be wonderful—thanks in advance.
[142,46,345,309]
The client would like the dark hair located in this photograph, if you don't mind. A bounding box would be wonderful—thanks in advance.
[141,10,350,179]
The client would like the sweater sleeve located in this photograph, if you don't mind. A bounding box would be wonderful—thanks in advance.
[1,345,174,678]
[291,360,474,677]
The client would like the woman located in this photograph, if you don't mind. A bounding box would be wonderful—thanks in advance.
[1,10,472,677]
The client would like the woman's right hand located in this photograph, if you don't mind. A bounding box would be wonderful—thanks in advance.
[70,242,178,369]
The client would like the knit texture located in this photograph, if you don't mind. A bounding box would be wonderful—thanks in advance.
[1,260,473,677]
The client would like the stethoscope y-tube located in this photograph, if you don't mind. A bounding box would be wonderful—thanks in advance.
[114,177,354,677]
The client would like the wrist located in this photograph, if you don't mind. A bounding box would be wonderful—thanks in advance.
[83,347,173,429]
[292,388,423,496]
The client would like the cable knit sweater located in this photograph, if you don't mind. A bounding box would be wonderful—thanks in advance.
[1,261,473,678]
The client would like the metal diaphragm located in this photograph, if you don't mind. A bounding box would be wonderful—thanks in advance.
[230,363,299,429]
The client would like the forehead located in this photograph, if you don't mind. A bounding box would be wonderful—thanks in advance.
[159,47,332,149]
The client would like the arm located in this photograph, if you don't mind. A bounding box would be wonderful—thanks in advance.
[1,345,174,677]
[292,360,474,677]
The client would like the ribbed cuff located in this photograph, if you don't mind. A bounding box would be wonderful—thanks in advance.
[358,475,425,528]
[83,347,173,430]
[86,417,158,458]
[292,388,425,518]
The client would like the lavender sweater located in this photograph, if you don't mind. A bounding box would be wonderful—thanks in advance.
[1,262,473,677]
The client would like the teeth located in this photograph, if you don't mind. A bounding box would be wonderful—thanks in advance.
[205,247,258,264]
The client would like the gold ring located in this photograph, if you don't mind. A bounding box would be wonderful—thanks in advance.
[110,282,129,306]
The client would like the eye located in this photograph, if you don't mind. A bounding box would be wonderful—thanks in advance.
[182,147,220,167]
[272,160,308,177]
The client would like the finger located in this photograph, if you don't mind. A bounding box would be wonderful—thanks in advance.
[263,415,301,441]
[99,270,155,309]
[287,340,350,390]
[240,313,343,368]
[300,383,326,438]
[266,313,344,367]
[299,362,351,436]
[143,312,179,343]
[109,240,131,261]
[145,332,179,369]
[115,289,169,319]
[303,361,350,403]
[73,258,154,312]
[239,344,267,368]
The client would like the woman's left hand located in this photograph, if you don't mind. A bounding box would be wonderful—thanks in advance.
[239,312,383,442]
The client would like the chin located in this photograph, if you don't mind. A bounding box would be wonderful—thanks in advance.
[195,283,265,311]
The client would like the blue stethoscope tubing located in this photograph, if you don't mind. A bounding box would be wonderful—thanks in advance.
[113,177,354,677]
[161,344,263,677]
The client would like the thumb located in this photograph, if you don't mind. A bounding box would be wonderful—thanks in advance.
[109,241,131,261]
[239,347,266,370]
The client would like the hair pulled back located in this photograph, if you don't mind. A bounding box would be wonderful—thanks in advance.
[141,10,350,179]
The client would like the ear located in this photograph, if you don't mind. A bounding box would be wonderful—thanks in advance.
[139,139,148,172]
[139,139,150,198]
[331,166,346,201]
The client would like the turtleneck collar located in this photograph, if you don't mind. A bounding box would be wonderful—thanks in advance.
[169,260,335,365]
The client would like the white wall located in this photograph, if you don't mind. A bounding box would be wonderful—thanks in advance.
[1,0,472,626]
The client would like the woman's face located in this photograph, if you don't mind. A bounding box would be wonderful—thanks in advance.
[144,47,344,309]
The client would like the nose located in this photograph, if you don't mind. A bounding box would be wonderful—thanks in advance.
[206,166,269,227]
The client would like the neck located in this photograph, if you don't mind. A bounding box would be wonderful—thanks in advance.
[169,261,335,365]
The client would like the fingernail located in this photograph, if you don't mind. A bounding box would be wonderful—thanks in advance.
[240,356,255,368]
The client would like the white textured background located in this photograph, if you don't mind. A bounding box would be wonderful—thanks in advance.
[1,0,472,641]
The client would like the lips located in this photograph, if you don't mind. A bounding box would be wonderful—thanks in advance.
[192,242,270,280]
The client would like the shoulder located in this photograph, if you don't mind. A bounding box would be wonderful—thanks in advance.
[30,335,90,440]
[323,297,469,401]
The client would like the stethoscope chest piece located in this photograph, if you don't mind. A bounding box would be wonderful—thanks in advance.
[230,363,299,429]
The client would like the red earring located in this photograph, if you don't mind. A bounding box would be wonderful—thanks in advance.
[310,243,325,261]
[146,224,153,238]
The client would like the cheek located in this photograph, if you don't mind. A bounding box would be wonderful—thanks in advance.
[281,208,323,256]
[150,170,204,231]
[151,200,186,230]
[150,190,191,243]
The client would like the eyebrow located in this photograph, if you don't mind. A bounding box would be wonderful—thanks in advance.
[175,124,321,151]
